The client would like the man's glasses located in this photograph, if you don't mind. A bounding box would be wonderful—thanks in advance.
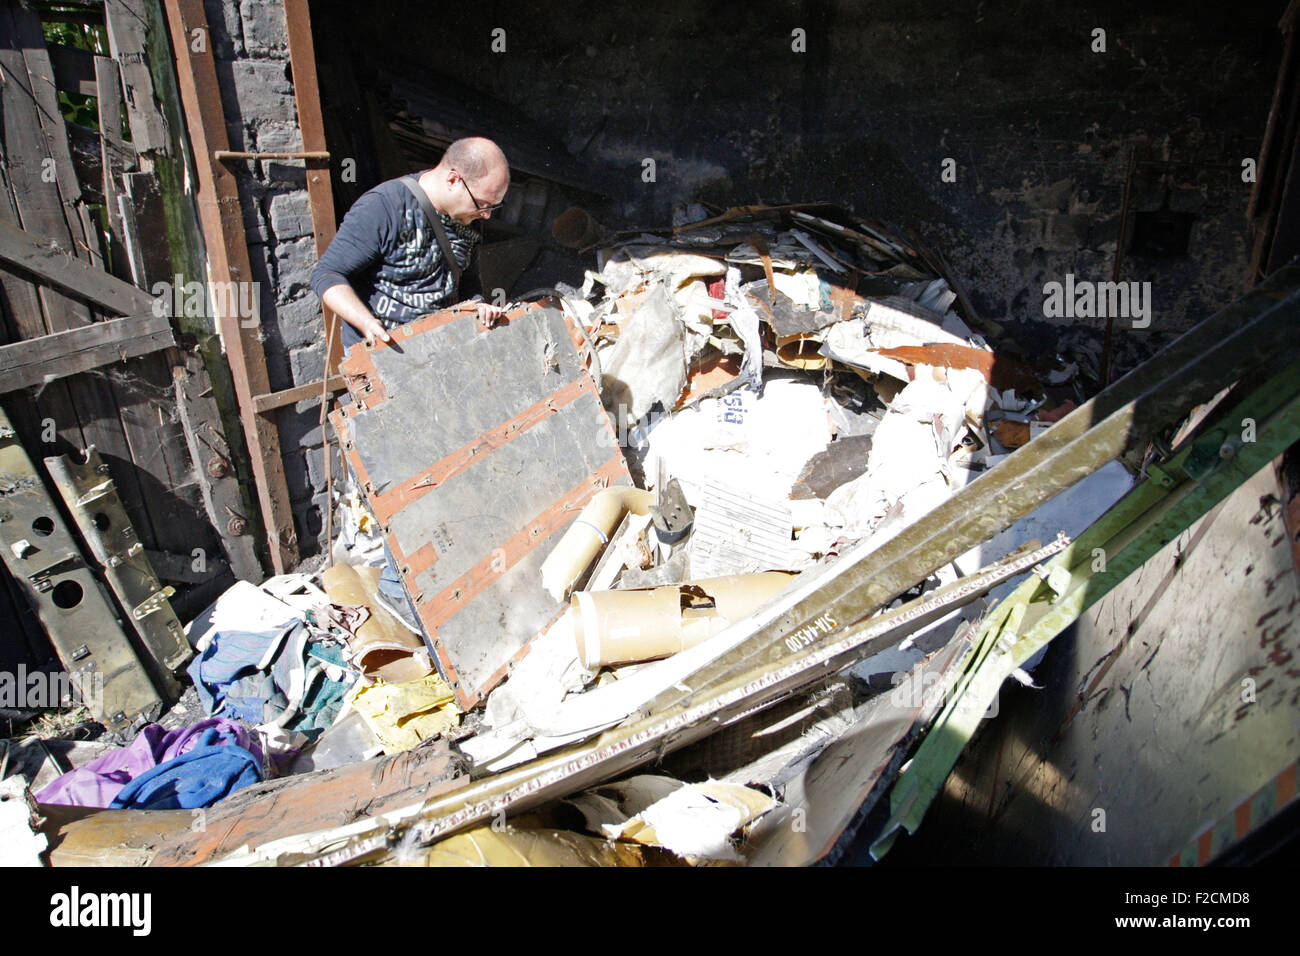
[453,170,504,214]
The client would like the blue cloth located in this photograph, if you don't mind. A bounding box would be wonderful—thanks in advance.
[108,728,262,810]
[310,172,481,347]
[187,621,353,737]
[187,625,293,723]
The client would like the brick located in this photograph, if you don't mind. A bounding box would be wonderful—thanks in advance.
[240,0,288,56]
[263,160,307,186]
[274,236,317,300]
[256,121,303,154]
[305,442,344,492]
[274,293,324,350]
[230,61,297,124]
[292,498,325,552]
[289,342,325,386]
[269,190,313,241]
[283,449,310,500]
[276,403,327,450]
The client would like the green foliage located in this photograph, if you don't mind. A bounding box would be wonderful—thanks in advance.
[58,90,99,129]
[41,16,111,129]
[41,16,107,56]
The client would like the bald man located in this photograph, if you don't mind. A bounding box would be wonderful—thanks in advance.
[311,137,510,347]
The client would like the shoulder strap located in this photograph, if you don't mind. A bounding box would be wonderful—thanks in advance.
[399,174,461,289]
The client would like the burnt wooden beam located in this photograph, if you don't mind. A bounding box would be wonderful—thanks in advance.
[0,313,175,394]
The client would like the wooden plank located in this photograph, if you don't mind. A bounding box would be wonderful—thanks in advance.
[12,4,104,270]
[99,1,241,569]
[0,5,93,453]
[0,112,89,461]
[146,740,466,866]
[0,312,174,393]
[173,355,264,582]
[95,55,131,281]
[65,120,105,206]
[251,375,347,413]
[122,170,171,288]
[0,219,155,315]
[103,0,169,157]
[163,0,299,573]
[284,0,343,375]
[47,43,98,97]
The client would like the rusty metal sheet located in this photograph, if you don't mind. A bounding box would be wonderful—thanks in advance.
[333,301,629,709]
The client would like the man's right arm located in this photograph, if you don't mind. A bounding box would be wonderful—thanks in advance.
[310,190,393,344]
[321,283,390,344]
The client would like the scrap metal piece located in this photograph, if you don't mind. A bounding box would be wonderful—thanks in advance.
[0,411,161,731]
[45,447,187,695]
[648,478,692,545]
[331,301,632,709]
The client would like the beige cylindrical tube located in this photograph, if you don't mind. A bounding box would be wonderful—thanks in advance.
[572,571,797,669]
[775,332,828,370]
[323,563,432,684]
[540,486,656,601]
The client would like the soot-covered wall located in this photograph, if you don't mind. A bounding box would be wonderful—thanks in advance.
[216,0,1285,556]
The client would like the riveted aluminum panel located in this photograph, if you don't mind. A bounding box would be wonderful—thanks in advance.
[334,302,629,709]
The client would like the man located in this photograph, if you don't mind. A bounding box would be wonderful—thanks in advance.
[311,137,510,347]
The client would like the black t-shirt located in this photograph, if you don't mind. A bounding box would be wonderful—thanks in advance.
[310,173,480,346]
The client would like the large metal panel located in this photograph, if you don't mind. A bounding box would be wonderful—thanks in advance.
[333,302,629,709]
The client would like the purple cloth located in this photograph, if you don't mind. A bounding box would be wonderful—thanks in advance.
[34,718,262,808]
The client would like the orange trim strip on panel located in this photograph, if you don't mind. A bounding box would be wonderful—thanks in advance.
[368,376,599,524]
[418,455,627,632]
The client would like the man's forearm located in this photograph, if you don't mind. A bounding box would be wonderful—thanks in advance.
[320,283,387,340]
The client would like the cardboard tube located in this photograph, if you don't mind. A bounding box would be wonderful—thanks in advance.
[541,486,656,601]
[776,332,828,370]
[572,572,797,668]
[323,563,431,683]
